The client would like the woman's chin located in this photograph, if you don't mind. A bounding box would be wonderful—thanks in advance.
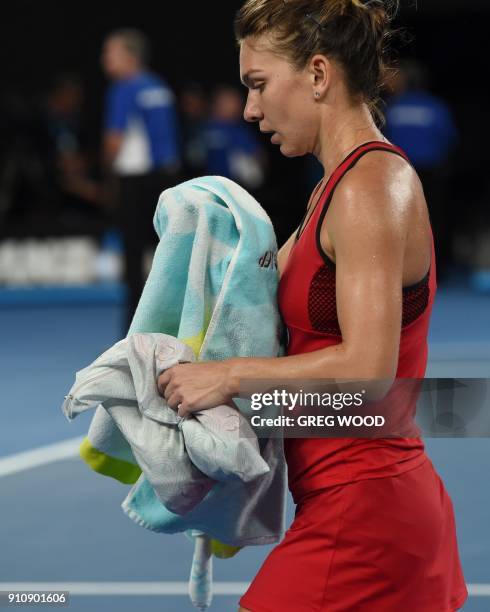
[280,143,302,158]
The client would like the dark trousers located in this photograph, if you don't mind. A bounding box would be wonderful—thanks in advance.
[118,169,178,333]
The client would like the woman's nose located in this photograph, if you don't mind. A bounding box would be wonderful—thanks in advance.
[243,93,263,123]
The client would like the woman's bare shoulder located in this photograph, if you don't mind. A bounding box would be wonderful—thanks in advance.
[327,150,423,238]
[322,150,431,285]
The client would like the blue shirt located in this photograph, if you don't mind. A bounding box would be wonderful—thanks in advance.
[105,72,180,175]
[384,91,457,169]
[202,119,260,178]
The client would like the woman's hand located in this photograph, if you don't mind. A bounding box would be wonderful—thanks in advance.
[157,361,236,418]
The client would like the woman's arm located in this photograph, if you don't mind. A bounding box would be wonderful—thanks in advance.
[159,154,416,417]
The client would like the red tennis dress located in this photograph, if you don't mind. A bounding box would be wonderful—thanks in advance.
[239,142,468,612]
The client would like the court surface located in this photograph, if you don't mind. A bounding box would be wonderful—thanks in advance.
[1,285,489,611]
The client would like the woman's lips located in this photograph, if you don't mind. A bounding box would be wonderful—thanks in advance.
[271,132,280,144]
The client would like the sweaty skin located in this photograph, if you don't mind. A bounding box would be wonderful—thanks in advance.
[157,36,432,420]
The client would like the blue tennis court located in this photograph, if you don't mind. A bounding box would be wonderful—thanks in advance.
[1,284,489,611]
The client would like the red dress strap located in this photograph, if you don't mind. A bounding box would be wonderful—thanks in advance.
[295,141,411,245]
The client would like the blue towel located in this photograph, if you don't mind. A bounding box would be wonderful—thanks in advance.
[122,176,287,548]
[71,176,287,609]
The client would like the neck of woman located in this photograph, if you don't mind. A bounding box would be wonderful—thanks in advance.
[314,102,386,179]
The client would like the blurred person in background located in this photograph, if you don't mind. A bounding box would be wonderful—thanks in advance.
[384,59,458,281]
[101,28,181,330]
[202,84,266,192]
[44,75,85,167]
[0,78,102,233]
[42,74,104,223]
[0,88,75,229]
[179,82,208,179]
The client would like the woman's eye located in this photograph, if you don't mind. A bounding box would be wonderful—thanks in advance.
[253,83,265,92]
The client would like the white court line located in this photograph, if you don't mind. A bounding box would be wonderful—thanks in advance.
[1,444,488,601]
[0,583,487,597]
[0,437,83,478]
[0,583,250,596]
[469,584,490,596]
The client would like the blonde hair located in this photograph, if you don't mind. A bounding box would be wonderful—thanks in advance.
[235,0,400,125]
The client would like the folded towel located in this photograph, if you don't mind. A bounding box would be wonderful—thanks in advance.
[62,332,270,515]
[123,176,286,543]
[68,176,287,609]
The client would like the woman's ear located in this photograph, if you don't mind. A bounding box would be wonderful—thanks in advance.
[308,54,331,100]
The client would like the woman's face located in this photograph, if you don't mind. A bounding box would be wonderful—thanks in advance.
[239,36,319,158]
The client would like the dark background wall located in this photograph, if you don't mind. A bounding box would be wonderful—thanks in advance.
[1,1,489,242]
[1,2,487,155]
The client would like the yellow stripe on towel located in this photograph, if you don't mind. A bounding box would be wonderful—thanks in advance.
[79,437,141,484]
[210,540,242,559]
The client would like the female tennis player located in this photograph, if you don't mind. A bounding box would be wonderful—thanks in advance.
[158,0,468,609]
